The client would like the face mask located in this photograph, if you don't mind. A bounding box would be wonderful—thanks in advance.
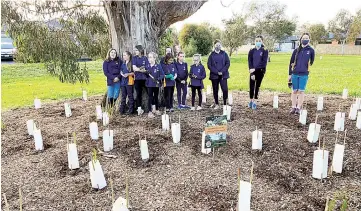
[255,42,262,48]
[302,40,309,45]
[215,46,221,51]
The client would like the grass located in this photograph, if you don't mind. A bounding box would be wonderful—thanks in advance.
[2,53,361,110]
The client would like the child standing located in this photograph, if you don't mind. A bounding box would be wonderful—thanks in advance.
[119,51,135,114]
[189,54,206,111]
[161,53,178,112]
[174,51,190,109]
[247,35,269,110]
[132,45,149,115]
[103,48,123,107]
[145,52,164,118]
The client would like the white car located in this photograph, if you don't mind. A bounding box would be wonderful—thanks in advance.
[1,41,16,60]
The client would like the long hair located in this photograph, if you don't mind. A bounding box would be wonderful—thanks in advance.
[148,52,158,62]
[293,33,311,70]
[124,51,133,72]
[164,53,174,64]
[105,48,118,61]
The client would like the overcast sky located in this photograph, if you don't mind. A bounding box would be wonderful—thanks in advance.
[171,0,361,31]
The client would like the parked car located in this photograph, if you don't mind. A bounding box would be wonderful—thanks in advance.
[1,42,16,60]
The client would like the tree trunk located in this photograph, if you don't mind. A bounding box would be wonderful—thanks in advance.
[102,1,205,112]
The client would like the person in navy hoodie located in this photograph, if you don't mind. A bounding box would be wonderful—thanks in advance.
[247,35,269,110]
[189,54,206,111]
[103,48,123,107]
[174,51,190,109]
[289,32,315,115]
[132,45,149,115]
[145,52,165,118]
[207,39,230,109]
[119,51,135,114]
[161,53,178,112]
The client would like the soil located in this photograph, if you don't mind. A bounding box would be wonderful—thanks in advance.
[1,91,361,211]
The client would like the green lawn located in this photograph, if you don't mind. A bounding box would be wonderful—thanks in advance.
[2,54,361,110]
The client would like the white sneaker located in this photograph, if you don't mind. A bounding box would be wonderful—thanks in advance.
[196,106,202,110]
[214,105,220,110]
[191,107,195,111]
[137,107,144,116]
[148,112,155,118]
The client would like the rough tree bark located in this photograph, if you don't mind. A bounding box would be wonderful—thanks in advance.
[102,1,206,112]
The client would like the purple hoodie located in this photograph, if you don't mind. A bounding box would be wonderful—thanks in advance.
[248,46,269,71]
[189,63,206,89]
[103,58,123,86]
[132,55,149,80]
[289,45,315,76]
[207,50,230,80]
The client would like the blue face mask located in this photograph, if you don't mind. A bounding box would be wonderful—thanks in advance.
[255,42,262,48]
[302,40,309,45]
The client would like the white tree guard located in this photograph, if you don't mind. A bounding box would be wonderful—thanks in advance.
[64,103,72,117]
[317,96,324,111]
[223,105,231,121]
[307,123,321,143]
[349,104,357,120]
[33,129,43,151]
[312,149,329,179]
[103,130,114,152]
[332,144,345,173]
[228,92,233,105]
[202,91,206,104]
[67,143,80,169]
[112,197,129,211]
[342,89,348,99]
[89,160,107,189]
[206,85,212,95]
[238,181,252,211]
[83,90,88,101]
[171,123,181,144]
[201,131,211,154]
[89,122,99,140]
[273,95,279,109]
[96,105,102,120]
[102,112,109,126]
[334,112,345,131]
[34,99,41,109]
[357,112,361,129]
[299,109,307,125]
[139,139,149,160]
[252,130,262,150]
[26,120,36,136]
[162,114,170,131]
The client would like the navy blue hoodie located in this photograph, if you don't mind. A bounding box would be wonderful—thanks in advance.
[132,55,149,80]
[207,50,230,80]
[103,58,123,86]
[145,63,164,88]
[248,46,268,71]
[289,45,315,76]
[174,61,188,82]
[189,63,206,88]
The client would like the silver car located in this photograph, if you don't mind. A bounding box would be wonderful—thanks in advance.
[1,42,16,60]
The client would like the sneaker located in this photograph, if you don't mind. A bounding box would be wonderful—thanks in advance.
[183,105,191,109]
[196,106,202,110]
[137,108,144,116]
[290,108,296,114]
[178,105,183,109]
[191,107,195,111]
[214,105,220,110]
[248,101,253,108]
[148,112,155,118]
[252,102,257,110]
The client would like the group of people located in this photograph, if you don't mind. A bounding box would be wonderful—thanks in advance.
[102,33,315,118]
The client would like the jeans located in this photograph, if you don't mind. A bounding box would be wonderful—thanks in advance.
[107,82,121,99]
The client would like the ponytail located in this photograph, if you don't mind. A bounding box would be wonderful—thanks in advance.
[125,51,133,72]
[293,32,310,70]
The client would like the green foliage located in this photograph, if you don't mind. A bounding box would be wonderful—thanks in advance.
[307,24,327,46]
[179,23,213,56]
[183,38,197,57]
[246,1,296,50]
[347,9,361,44]
[1,1,109,84]
[327,191,349,211]
[328,9,354,43]
[158,27,178,56]
[222,15,248,56]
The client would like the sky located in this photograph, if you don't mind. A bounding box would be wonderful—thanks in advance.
[171,0,361,31]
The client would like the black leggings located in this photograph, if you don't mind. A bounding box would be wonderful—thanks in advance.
[249,69,265,99]
[148,87,159,111]
[211,76,228,105]
[191,86,202,107]
[164,86,175,109]
[135,80,146,108]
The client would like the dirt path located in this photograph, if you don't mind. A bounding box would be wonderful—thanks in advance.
[1,91,360,211]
